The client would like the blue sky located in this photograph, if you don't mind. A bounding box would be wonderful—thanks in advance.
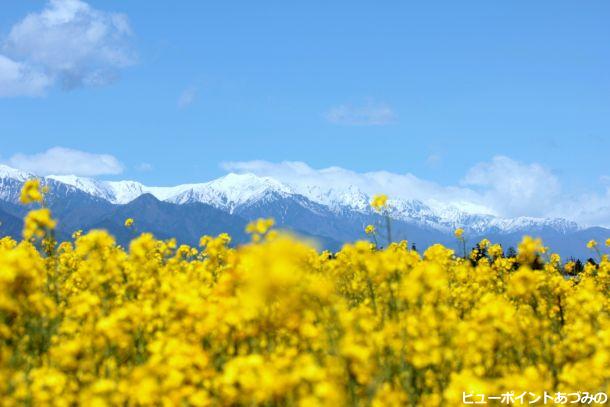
[0,1,609,207]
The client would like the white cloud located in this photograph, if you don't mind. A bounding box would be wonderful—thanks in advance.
[221,160,488,214]
[0,0,135,96]
[222,157,610,226]
[0,55,52,97]
[551,186,610,228]
[178,86,197,109]
[325,101,396,126]
[462,156,562,218]
[7,147,124,176]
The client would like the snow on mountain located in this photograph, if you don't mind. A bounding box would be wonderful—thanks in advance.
[167,173,294,213]
[0,164,31,181]
[484,216,579,234]
[0,164,581,234]
[0,164,33,202]
[105,181,191,204]
[291,184,371,212]
[47,176,191,204]
[49,172,295,210]
[47,175,117,202]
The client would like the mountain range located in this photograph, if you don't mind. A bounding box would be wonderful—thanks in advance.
[0,164,607,260]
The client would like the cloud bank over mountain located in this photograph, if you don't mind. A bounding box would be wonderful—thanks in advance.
[3,145,609,228]
[222,157,610,227]
[0,160,607,260]
[6,147,124,177]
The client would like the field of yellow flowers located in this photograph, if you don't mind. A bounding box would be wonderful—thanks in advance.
[1,181,610,406]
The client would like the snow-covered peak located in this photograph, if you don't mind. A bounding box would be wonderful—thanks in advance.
[0,165,34,202]
[0,164,32,181]
[167,173,294,212]
[290,184,371,211]
[46,175,184,204]
[0,164,586,235]
[103,180,149,204]
[43,171,295,207]
[47,175,115,200]
[208,172,290,192]
[484,216,580,234]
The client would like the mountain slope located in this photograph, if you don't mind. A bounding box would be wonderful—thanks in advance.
[0,206,22,239]
[5,166,581,237]
[0,164,608,259]
[89,194,250,246]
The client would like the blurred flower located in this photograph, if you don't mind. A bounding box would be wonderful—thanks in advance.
[370,194,388,211]
[20,179,43,204]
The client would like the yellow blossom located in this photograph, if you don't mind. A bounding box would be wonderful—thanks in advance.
[479,238,490,249]
[488,244,503,258]
[1,205,609,405]
[370,194,388,211]
[245,218,275,235]
[20,179,44,204]
[23,208,56,240]
[550,253,561,265]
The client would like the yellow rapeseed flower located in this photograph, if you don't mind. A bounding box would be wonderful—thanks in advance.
[124,218,134,228]
[488,243,503,258]
[20,179,44,204]
[370,194,388,211]
[587,240,598,249]
[23,208,56,240]
[245,218,275,235]
[365,225,375,235]
[454,228,464,239]
[2,205,610,405]
[517,236,546,264]
[550,253,561,265]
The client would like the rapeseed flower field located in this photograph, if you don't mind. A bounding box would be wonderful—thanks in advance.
[1,182,610,406]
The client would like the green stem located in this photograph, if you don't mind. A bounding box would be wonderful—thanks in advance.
[385,213,392,245]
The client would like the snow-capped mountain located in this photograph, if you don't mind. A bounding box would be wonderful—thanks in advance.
[0,164,581,235]
[46,175,189,204]
[0,165,30,181]
[1,163,605,258]
[0,165,31,202]
[167,173,295,213]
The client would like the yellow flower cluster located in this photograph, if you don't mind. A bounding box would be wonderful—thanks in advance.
[454,228,464,239]
[245,218,275,242]
[19,179,44,204]
[23,208,56,241]
[370,194,388,211]
[2,184,610,405]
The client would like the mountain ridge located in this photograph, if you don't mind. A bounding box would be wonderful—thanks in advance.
[17,165,579,235]
[0,164,605,259]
